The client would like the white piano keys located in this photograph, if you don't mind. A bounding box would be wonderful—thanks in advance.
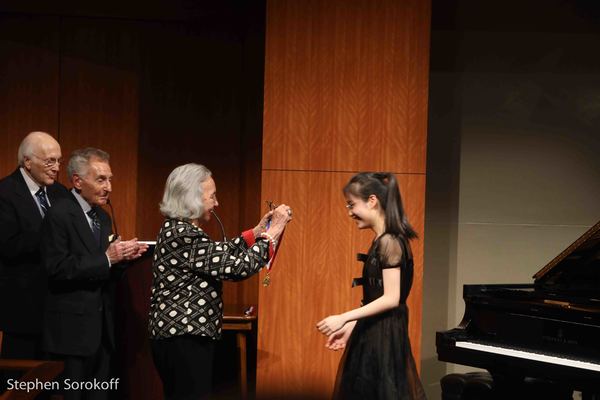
[455,341,600,372]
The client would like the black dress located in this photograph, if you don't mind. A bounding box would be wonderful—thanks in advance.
[334,234,427,400]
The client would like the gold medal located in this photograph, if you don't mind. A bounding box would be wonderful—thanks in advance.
[262,273,271,287]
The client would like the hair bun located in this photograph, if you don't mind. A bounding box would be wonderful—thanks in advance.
[374,172,390,185]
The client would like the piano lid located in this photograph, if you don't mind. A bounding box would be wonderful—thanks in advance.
[533,219,600,287]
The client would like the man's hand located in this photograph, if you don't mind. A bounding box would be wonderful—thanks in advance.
[121,238,149,261]
[105,238,149,264]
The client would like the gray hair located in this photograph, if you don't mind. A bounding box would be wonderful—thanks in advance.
[160,163,212,220]
[67,148,110,179]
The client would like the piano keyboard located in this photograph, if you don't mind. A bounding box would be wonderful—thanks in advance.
[456,341,600,372]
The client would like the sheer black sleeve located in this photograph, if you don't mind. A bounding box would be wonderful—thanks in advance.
[377,234,403,269]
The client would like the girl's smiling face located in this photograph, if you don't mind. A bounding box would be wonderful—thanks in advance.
[345,193,381,230]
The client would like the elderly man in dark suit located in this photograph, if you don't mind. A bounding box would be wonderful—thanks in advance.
[41,147,147,400]
[0,131,69,362]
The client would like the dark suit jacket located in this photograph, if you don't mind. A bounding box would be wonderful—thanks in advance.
[0,169,69,334]
[41,193,121,356]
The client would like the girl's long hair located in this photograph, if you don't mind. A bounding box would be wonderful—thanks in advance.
[343,172,417,240]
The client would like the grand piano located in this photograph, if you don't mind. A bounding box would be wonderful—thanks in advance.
[437,220,600,393]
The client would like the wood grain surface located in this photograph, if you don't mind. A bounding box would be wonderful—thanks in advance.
[258,0,430,397]
[0,15,60,176]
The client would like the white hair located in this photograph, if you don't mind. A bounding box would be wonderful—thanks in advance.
[17,131,56,166]
[17,140,34,166]
[160,163,212,220]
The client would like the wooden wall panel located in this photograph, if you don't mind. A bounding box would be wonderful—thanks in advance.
[258,0,430,397]
[58,18,140,239]
[407,0,432,174]
[0,15,59,177]
[262,0,430,174]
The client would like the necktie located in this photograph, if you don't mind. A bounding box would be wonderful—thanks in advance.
[87,208,101,244]
[35,188,50,216]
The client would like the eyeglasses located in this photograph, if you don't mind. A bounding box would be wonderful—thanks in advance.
[32,154,62,168]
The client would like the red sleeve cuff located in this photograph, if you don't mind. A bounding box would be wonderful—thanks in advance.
[243,230,275,260]
[241,229,256,247]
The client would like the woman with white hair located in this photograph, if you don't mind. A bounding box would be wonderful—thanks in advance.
[148,163,291,400]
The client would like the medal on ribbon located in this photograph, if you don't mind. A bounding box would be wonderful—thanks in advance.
[262,200,286,287]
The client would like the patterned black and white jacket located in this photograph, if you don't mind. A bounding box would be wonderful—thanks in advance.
[148,218,271,340]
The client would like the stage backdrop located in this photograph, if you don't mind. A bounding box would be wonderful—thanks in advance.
[0,3,266,398]
[0,0,430,398]
[257,0,431,397]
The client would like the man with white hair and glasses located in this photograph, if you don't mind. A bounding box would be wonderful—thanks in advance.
[0,131,69,364]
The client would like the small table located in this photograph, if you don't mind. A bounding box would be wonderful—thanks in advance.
[0,358,64,400]
[222,305,257,399]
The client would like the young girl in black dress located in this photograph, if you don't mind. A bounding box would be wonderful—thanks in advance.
[317,172,426,399]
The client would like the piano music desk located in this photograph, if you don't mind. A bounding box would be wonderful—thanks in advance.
[222,305,257,399]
